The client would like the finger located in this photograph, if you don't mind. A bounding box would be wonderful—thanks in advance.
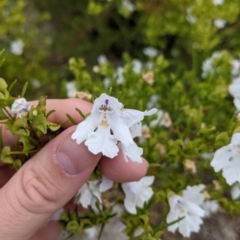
[0,126,101,240]
[29,221,61,240]
[99,151,148,182]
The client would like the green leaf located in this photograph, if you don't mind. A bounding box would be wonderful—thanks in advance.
[66,220,79,233]
[8,79,17,94]
[66,114,77,125]
[1,146,13,164]
[21,82,28,97]
[75,108,86,119]
[12,118,30,136]
[48,122,61,131]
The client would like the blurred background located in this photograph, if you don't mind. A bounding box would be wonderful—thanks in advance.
[1,0,240,99]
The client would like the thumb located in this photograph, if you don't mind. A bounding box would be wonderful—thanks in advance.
[0,126,101,240]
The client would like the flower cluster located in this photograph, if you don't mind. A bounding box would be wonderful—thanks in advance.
[167,184,219,238]
[75,175,154,215]
[71,93,158,163]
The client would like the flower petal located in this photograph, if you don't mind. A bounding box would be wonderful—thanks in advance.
[140,176,155,187]
[166,210,179,233]
[99,175,114,192]
[121,108,158,127]
[121,142,143,163]
[211,146,233,172]
[85,126,119,158]
[222,157,240,185]
[71,114,99,144]
[124,198,137,214]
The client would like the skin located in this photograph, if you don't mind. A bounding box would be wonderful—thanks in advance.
[0,99,148,240]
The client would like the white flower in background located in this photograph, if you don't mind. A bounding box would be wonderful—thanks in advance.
[211,133,240,185]
[184,159,197,174]
[115,66,124,85]
[132,59,142,74]
[11,97,30,118]
[143,47,158,58]
[66,81,77,98]
[201,200,219,217]
[31,79,41,89]
[234,98,240,110]
[72,93,157,162]
[150,110,172,128]
[75,180,102,211]
[201,51,223,78]
[229,77,240,99]
[212,0,224,5]
[121,176,154,214]
[103,77,111,89]
[98,54,108,65]
[167,185,205,238]
[214,19,227,29]
[147,94,159,109]
[122,0,135,12]
[231,182,240,199]
[79,205,128,240]
[10,39,24,55]
[231,60,240,76]
[186,7,197,24]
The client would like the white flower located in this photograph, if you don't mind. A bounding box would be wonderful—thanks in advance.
[201,200,219,217]
[229,77,240,99]
[122,0,135,12]
[98,54,107,65]
[75,180,102,211]
[231,182,240,199]
[121,176,154,214]
[66,81,77,98]
[11,98,30,118]
[75,175,113,211]
[201,51,223,78]
[31,79,41,88]
[10,39,24,55]
[143,47,158,58]
[214,19,227,29]
[115,67,124,85]
[212,0,224,5]
[71,93,157,162]
[167,186,205,238]
[132,59,142,73]
[231,60,240,76]
[234,98,240,110]
[211,133,240,185]
[186,7,197,24]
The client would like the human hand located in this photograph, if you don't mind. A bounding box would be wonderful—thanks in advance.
[0,99,148,240]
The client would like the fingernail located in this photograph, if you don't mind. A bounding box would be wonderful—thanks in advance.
[56,135,99,175]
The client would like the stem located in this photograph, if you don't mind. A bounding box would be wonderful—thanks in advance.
[2,107,14,121]
[98,224,105,240]
[10,150,37,154]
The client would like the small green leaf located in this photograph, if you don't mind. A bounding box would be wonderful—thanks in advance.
[46,109,56,118]
[75,108,86,119]
[66,114,77,125]
[66,220,79,233]
[8,79,17,94]
[48,122,61,131]
[21,82,28,97]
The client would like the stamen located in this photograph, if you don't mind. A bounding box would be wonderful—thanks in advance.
[105,99,109,105]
